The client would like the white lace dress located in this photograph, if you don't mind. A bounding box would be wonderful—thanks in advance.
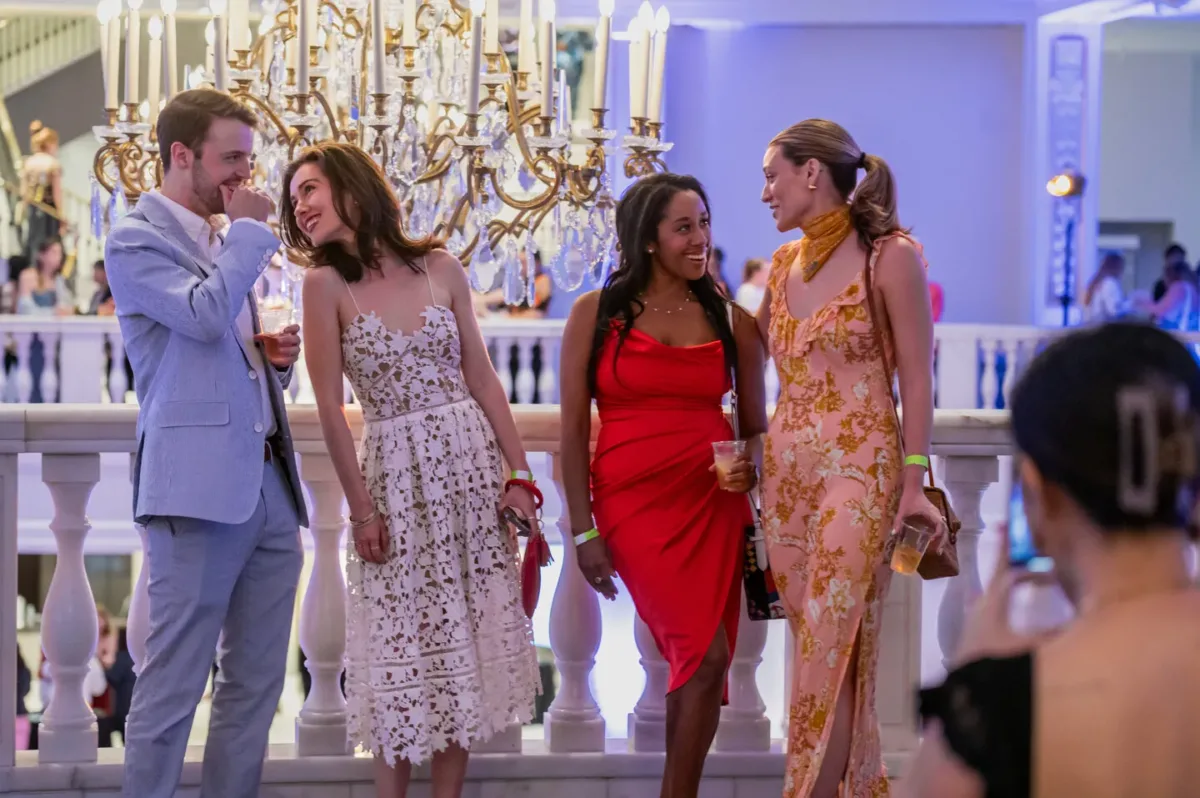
[340,289,540,766]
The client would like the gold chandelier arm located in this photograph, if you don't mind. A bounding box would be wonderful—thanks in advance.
[92,143,120,195]
[234,91,299,149]
[483,157,563,212]
[307,90,347,142]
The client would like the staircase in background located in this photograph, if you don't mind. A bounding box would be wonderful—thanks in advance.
[0,15,97,98]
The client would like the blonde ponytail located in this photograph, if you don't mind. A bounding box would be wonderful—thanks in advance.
[770,119,908,248]
[849,153,906,247]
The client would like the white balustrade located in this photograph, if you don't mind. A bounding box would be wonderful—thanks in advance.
[542,453,606,752]
[106,331,128,404]
[933,427,1006,667]
[714,593,772,752]
[0,406,1012,785]
[294,453,351,755]
[0,315,1196,412]
[36,453,101,764]
[628,613,669,752]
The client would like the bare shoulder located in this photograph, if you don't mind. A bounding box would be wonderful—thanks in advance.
[566,290,601,325]
[730,301,758,337]
[422,248,467,284]
[877,234,927,276]
[302,264,341,293]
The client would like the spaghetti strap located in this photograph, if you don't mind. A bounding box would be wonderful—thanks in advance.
[422,256,435,305]
[339,273,363,316]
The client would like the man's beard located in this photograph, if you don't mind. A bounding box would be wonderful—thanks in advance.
[192,162,225,217]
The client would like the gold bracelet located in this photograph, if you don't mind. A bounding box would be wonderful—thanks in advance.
[349,509,378,528]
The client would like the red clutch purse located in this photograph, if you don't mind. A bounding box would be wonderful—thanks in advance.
[520,529,552,619]
[505,477,552,619]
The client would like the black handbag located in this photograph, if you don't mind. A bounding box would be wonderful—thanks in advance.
[727,303,787,621]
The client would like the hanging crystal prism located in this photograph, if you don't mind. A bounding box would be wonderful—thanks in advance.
[90,178,104,239]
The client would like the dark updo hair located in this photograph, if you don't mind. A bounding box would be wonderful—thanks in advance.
[1011,322,1200,532]
[587,173,734,393]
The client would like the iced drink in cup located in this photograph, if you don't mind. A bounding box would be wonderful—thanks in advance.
[890,517,936,575]
[258,295,293,334]
[712,440,745,488]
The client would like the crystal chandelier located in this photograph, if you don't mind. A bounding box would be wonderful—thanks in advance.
[91,0,675,297]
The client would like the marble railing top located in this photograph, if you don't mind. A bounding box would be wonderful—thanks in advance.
[0,315,1193,343]
[0,406,1012,456]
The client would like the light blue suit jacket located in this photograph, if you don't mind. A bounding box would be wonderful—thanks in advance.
[106,192,308,527]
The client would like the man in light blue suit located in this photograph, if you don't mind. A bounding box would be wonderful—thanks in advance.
[105,89,309,798]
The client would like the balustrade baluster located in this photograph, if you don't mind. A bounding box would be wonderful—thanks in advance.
[936,455,998,667]
[107,332,128,403]
[37,453,101,764]
[295,453,350,755]
[515,339,536,403]
[543,453,605,752]
[714,591,771,751]
[935,331,978,409]
[628,613,669,752]
[494,336,515,401]
[537,337,559,404]
[979,339,1000,410]
[39,332,60,404]
[13,333,32,403]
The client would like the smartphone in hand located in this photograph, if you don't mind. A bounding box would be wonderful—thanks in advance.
[1008,456,1053,571]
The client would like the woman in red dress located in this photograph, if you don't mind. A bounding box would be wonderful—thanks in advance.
[560,173,768,798]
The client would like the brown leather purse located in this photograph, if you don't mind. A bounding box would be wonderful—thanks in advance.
[862,243,961,580]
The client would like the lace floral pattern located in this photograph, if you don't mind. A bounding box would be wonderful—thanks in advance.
[341,304,540,766]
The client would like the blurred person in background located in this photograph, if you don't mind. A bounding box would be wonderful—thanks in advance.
[734,258,768,314]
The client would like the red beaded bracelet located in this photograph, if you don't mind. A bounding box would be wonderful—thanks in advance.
[503,477,545,510]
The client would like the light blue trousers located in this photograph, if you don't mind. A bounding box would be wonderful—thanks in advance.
[121,457,303,798]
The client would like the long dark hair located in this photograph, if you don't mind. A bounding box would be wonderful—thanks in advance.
[588,173,735,393]
[279,142,440,281]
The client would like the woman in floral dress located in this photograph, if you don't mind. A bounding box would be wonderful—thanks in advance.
[757,120,942,798]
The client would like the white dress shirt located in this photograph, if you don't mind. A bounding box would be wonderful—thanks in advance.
[150,190,277,436]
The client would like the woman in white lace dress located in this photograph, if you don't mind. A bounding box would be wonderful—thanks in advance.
[282,142,541,798]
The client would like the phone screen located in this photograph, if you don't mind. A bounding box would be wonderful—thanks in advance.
[1008,456,1053,571]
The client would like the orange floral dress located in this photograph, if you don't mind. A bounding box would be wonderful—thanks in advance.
[763,233,918,797]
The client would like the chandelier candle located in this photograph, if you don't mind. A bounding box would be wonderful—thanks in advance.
[593,0,612,109]
[229,0,249,53]
[124,0,142,109]
[161,0,178,96]
[402,0,417,47]
[539,0,555,122]
[210,0,228,92]
[466,0,484,116]
[485,0,499,54]
[146,16,162,127]
[297,0,312,90]
[97,1,119,111]
[648,7,669,126]
[518,0,534,76]
[371,0,385,95]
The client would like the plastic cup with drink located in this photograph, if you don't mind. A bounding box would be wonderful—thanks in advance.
[712,440,745,490]
[890,517,937,575]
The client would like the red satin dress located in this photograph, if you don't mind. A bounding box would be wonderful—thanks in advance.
[591,325,746,693]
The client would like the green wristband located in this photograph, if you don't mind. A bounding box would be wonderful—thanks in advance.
[904,454,930,469]
[573,528,599,546]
